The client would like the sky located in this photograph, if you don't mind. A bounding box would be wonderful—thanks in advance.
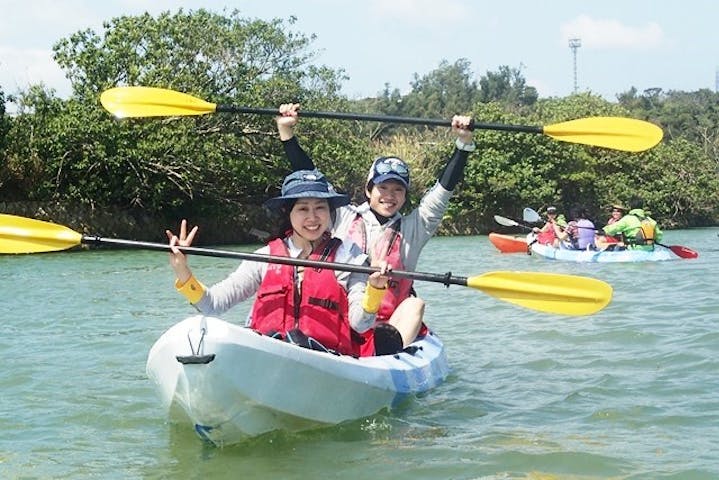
[2,0,719,109]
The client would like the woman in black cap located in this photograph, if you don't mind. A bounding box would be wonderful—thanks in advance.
[165,169,389,356]
[532,206,567,247]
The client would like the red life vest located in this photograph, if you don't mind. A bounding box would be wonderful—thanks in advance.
[249,236,355,355]
[348,215,425,356]
[347,216,412,320]
[536,226,557,245]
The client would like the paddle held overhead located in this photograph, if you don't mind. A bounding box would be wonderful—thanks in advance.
[100,86,663,152]
[0,214,612,316]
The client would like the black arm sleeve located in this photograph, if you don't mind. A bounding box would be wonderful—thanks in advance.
[438,149,470,191]
[282,137,315,171]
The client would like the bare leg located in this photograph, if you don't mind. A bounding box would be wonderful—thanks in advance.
[596,235,621,251]
[388,297,425,347]
[595,235,609,250]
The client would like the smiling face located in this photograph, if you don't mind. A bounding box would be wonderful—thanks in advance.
[289,198,331,243]
[366,180,407,217]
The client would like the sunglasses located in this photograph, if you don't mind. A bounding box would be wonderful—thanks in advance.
[374,157,409,177]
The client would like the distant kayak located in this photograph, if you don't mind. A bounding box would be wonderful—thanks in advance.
[489,232,528,253]
[530,241,680,263]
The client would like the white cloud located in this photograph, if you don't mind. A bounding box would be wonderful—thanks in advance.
[0,1,93,45]
[369,0,469,26]
[0,46,70,96]
[526,76,557,99]
[0,1,201,98]
[561,15,664,50]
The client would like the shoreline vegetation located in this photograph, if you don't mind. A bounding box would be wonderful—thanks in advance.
[0,201,269,246]
[2,10,718,242]
[2,201,713,247]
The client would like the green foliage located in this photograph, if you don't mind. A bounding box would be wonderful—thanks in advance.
[593,138,719,227]
[0,86,8,153]
[0,87,11,197]
[618,87,719,142]
[401,59,480,119]
[439,93,719,230]
[478,65,538,108]
[1,10,717,240]
[0,86,7,144]
[4,9,351,215]
[364,61,537,137]
[290,116,374,203]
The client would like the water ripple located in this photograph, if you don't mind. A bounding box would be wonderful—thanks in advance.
[1,228,718,478]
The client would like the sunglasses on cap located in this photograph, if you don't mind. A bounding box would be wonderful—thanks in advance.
[373,157,409,176]
[368,156,410,188]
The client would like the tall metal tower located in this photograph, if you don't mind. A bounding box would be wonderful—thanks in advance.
[569,38,581,93]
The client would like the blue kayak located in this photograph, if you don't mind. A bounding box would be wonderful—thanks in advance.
[530,242,679,263]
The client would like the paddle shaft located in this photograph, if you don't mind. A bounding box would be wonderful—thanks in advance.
[99,87,663,151]
[218,105,543,133]
[509,221,532,232]
[82,236,468,287]
[0,213,615,314]
[494,215,534,231]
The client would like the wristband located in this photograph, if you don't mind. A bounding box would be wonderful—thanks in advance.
[455,138,476,152]
[175,275,206,304]
[362,284,387,314]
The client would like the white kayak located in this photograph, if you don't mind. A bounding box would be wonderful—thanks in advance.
[530,241,679,262]
[146,315,450,446]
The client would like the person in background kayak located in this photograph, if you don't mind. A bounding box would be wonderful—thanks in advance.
[601,204,663,251]
[560,206,596,250]
[166,169,390,356]
[595,204,626,250]
[532,206,567,247]
[275,103,475,356]
[606,204,626,225]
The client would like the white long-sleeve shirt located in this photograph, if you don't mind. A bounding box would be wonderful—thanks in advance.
[190,236,376,333]
[334,182,453,270]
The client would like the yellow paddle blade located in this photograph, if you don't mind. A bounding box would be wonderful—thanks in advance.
[466,271,612,316]
[0,214,82,254]
[100,87,218,118]
[543,117,663,153]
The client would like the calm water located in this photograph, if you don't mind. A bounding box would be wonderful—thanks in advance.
[1,228,718,479]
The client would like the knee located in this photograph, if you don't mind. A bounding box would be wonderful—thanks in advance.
[404,296,425,314]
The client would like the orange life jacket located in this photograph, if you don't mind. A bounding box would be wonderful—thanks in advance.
[634,217,656,245]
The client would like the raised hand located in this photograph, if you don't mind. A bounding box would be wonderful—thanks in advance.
[165,219,198,283]
[276,103,300,140]
[452,115,474,143]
